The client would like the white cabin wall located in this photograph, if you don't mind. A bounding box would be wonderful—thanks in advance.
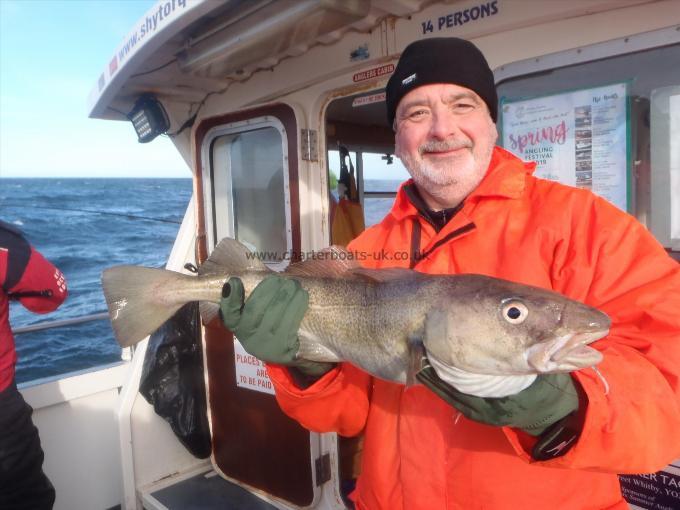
[130,396,210,489]
[23,364,129,510]
[187,0,666,128]
[471,0,680,69]
[191,23,392,255]
[283,77,395,253]
[147,98,195,176]
[391,0,656,51]
[191,22,388,123]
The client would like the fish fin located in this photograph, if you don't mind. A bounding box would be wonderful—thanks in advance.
[198,237,270,276]
[284,245,361,278]
[406,334,426,387]
[101,265,189,348]
[296,332,342,362]
[200,302,221,325]
[348,267,422,283]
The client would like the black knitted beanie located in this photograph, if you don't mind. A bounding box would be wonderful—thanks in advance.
[385,37,497,126]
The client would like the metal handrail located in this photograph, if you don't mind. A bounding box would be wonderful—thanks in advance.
[363,191,398,198]
[13,312,110,335]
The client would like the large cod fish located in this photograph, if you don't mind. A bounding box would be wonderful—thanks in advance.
[102,238,610,397]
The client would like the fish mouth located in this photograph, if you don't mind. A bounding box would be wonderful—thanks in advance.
[527,329,608,372]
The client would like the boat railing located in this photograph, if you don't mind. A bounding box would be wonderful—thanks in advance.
[13,312,110,335]
[13,312,133,366]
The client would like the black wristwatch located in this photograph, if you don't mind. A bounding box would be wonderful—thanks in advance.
[531,411,581,461]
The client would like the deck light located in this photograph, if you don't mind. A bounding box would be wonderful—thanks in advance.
[128,94,170,143]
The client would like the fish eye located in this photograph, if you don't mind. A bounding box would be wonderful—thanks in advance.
[502,300,529,324]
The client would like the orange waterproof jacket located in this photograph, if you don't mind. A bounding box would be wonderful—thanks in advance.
[267,147,680,510]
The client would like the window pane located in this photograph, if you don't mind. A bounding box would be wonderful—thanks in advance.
[363,153,410,227]
[362,153,411,192]
[327,150,411,227]
[327,149,357,201]
[219,127,287,259]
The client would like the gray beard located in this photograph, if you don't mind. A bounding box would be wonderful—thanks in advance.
[402,144,494,205]
[397,123,498,207]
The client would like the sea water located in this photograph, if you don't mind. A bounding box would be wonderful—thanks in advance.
[1,178,401,384]
[2,178,192,384]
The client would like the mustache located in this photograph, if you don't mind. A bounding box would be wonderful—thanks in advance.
[419,140,472,155]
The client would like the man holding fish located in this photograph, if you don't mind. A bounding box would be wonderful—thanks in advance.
[219,38,680,509]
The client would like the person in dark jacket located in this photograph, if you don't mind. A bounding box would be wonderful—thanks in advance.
[0,220,67,510]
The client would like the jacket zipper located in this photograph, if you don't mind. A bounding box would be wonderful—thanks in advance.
[411,222,476,267]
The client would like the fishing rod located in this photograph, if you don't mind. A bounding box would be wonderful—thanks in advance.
[0,203,182,225]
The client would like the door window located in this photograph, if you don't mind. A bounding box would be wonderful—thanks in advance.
[207,119,292,268]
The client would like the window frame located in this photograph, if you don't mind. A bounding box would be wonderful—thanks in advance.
[494,26,679,85]
[200,115,293,271]
[493,26,680,251]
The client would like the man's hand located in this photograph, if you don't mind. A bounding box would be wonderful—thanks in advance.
[219,275,333,380]
[417,360,579,436]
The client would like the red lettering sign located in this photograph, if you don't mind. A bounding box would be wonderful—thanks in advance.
[353,64,394,82]
[109,56,118,76]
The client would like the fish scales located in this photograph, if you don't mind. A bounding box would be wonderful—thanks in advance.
[298,276,433,382]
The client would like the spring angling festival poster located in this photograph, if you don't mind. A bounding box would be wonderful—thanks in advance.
[501,82,629,211]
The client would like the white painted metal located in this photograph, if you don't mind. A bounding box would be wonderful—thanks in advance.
[21,363,129,510]
[178,0,370,75]
[87,0,219,118]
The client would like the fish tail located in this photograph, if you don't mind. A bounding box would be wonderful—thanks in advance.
[101,265,191,348]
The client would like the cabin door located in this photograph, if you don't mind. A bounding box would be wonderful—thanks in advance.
[196,105,315,507]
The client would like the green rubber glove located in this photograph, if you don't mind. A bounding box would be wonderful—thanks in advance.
[417,360,579,436]
[219,275,333,379]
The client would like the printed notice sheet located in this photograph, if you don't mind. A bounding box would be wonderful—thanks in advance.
[234,339,275,395]
[501,83,629,211]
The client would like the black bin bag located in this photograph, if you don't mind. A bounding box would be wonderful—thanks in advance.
[139,302,211,458]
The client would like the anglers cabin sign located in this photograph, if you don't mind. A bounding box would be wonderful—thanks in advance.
[353,64,394,83]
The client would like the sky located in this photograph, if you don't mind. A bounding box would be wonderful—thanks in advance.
[0,0,189,178]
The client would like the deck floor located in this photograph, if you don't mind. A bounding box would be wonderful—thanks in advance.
[143,470,279,510]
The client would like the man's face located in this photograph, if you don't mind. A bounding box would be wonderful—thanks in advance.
[394,83,498,209]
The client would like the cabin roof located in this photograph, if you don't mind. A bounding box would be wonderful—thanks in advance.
[87,0,437,121]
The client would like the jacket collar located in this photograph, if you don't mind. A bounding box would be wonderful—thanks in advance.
[389,146,535,222]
